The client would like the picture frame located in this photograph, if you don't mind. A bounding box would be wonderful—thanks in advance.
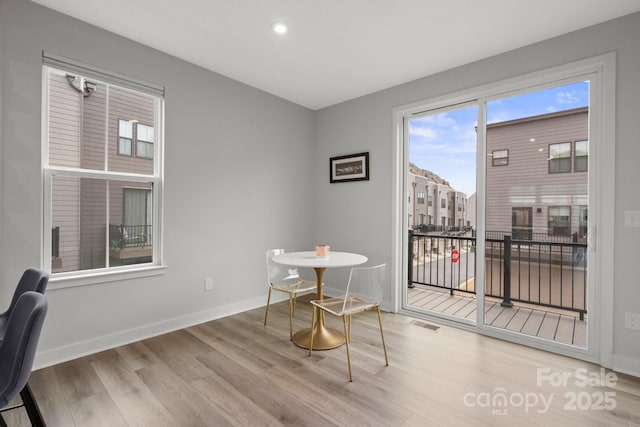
[330,152,370,183]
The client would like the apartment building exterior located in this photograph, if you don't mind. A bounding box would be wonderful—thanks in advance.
[408,164,467,231]
[409,107,587,240]
[486,107,588,241]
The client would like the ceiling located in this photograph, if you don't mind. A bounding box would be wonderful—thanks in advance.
[31,0,640,110]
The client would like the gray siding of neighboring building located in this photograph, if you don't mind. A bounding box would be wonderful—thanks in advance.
[49,73,81,272]
[485,107,588,237]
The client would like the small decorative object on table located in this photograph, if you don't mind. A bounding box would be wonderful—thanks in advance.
[315,245,330,257]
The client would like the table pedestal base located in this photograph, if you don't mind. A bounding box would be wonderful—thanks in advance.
[292,323,344,350]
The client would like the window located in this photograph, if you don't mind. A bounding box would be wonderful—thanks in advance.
[137,123,154,159]
[492,149,509,166]
[575,140,588,172]
[118,120,133,156]
[512,207,532,240]
[549,142,571,173]
[119,120,154,159]
[417,192,425,204]
[428,195,433,206]
[43,60,164,277]
[548,206,571,236]
[441,198,446,209]
[579,206,588,238]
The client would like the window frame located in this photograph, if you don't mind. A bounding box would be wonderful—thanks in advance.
[548,206,572,236]
[492,149,509,166]
[117,119,133,156]
[135,122,155,159]
[417,191,425,204]
[548,142,572,173]
[574,139,588,172]
[42,61,166,287]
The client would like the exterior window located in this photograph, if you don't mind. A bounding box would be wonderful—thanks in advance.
[417,192,425,204]
[137,123,154,159]
[579,206,588,238]
[119,120,154,159]
[43,64,163,276]
[440,198,446,209]
[549,206,571,236]
[575,140,588,172]
[549,142,571,173]
[118,120,133,156]
[512,207,533,240]
[427,195,433,206]
[492,149,509,166]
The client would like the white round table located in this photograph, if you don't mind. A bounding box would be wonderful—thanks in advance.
[272,251,367,349]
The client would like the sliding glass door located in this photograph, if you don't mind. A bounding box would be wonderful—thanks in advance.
[400,66,604,356]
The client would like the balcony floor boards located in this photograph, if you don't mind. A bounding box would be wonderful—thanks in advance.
[408,286,586,346]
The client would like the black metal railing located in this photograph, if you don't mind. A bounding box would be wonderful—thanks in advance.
[408,230,587,319]
[109,224,152,249]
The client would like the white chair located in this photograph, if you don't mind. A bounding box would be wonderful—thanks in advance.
[308,264,388,381]
[264,249,318,340]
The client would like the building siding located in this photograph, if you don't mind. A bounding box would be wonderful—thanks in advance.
[486,108,588,238]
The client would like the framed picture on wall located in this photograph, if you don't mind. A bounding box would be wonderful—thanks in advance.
[330,152,370,183]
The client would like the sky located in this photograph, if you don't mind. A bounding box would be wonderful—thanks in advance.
[409,81,589,196]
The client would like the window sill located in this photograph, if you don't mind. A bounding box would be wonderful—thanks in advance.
[49,265,167,290]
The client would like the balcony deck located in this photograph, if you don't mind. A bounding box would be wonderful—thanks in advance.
[408,285,587,346]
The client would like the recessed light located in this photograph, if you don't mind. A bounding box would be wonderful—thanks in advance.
[273,22,287,35]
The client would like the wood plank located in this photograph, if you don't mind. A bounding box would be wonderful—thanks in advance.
[505,307,532,332]
[573,318,587,347]
[491,305,518,328]
[554,315,576,345]
[484,302,504,324]
[90,352,176,426]
[521,309,545,337]
[537,312,560,340]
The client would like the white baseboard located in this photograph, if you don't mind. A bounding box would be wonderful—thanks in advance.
[612,354,640,378]
[33,294,285,369]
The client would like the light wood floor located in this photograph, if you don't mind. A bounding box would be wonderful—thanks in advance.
[408,286,587,346]
[4,298,640,426]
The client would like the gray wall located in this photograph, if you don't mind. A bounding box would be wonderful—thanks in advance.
[314,12,640,374]
[0,0,315,365]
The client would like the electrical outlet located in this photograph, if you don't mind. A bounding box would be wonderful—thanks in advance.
[624,312,640,330]
[204,278,214,292]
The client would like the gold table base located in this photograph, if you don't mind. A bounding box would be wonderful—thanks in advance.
[292,323,344,350]
[293,266,345,350]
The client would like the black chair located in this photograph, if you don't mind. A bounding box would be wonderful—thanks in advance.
[0,292,48,427]
[0,269,49,342]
